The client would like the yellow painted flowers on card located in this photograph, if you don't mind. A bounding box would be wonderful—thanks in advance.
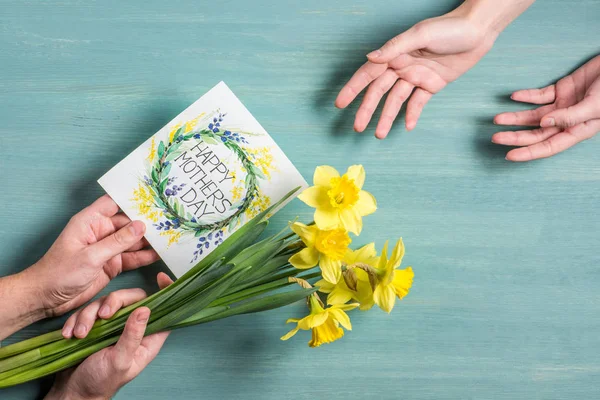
[284,164,413,347]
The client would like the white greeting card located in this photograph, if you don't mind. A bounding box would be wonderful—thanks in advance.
[99,82,307,277]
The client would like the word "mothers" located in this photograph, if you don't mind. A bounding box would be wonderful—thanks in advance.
[174,143,235,220]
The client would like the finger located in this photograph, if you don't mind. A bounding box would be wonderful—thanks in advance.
[335,62,389,109]
[112,307,150,372]
[354,70,399,132]
[82,195,120,218]
[541,97,600,128]
[111,213,132,230]
[86,221,146,266]
[367,24,428,64]
[491,126,562,146]
[62,311,79,339]
[62,301,102,339]
[511,85,556,105]
[127,238,151,252]
[494,104,555,126]
[98,288,147,319]
[405,88,432,131]
[396,65,447,94]
[71,298,105,339]
[121,248,160,271]
[506,120,600,162]
[375,80,414,139]
[157,272,175,290]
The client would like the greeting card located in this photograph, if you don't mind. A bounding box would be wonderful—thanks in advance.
[98,82,307,277]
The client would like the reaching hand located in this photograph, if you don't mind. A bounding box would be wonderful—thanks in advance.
[493,55,600,161]
[28,195,160,318]
[335,6,498,138]
[46,273,174,400]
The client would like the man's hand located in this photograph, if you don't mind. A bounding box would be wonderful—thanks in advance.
[0,195,160,340]
[493,55,600,161]
[46,273,174,400]
[29,195,159,318]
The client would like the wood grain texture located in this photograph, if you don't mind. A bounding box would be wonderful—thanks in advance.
[1,0,599,398]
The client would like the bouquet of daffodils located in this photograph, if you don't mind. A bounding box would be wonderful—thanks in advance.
[0,165,413,388]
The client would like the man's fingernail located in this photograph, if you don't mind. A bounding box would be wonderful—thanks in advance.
[367,50,381,59]
[62,326,72,338]
[99,305,110,317]
[130,221,145,236]
[137,311,149,323]
[74,324,87,337]
[541,117,555,127]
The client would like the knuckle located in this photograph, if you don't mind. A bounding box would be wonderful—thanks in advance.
[112,230,127,247]
[81,248,98,267]
[542,140,554,155]
[387,35,401,47]
[106,292,120,306]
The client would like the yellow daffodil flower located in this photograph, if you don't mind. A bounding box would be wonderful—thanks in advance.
[298,165,377,235]
[372,239,414,313]
[289,222,351,283]
[280,295,358,347]
[316,243,379,307]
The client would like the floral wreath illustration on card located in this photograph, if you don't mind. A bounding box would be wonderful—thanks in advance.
[131,110,276,262]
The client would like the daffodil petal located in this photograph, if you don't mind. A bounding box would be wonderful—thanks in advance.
[327,287,353,305]
[328,308,352,331]
[290,222,317,245]
[314,207,340,231]
[356,190,377,216]
[340,208,362,235]
[345,242,377,265]
[301,312,329,329]
[289,247,319,270]
[314,165,340,187]
[280,327,300,341]
[390,238,406,269]
[297,185,330,209]
[373,285,396,313]
[320,256,342,283]
[285,318,300,324]
[315,279,334,293]
[392,267,414,299]
[377,240,389,271]
[332,302,359,311]
[345,165,365,189]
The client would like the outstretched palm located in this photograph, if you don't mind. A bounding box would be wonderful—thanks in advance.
[493,55,600,161]
[336,10,497,138]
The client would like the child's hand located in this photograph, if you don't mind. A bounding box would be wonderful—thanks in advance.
[27,195,160,318]
[493,55,600,161]
[335,5,499,138]
[46,273,174,400]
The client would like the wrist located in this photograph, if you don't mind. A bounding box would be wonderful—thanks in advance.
[0,268,48,339]
[458,0,535,35]
[46,383,108,400]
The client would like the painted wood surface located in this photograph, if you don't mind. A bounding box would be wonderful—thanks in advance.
[0,0,599,398]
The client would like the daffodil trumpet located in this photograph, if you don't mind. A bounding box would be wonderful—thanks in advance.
[0,164,414,388]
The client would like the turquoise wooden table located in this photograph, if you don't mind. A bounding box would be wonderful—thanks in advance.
[1,0,599,398]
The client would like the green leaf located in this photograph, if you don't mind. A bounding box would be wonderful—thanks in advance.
[203,135,219,145]
[165,150,181,162]
[253,167,266,180]
[159,178,168,195]
[151,168,158,184]
[158,141,165,159]
[162,162,172,176]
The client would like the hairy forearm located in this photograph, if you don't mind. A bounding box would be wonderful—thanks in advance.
[0,268,47,340]
[460,0,536,33]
